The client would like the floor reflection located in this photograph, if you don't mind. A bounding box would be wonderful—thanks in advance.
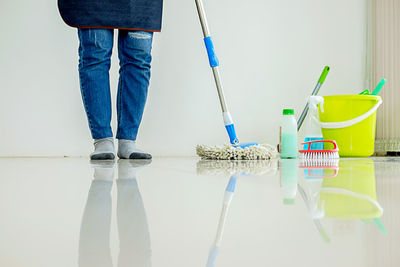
[79,160,152,267]
[197,160,277,267]
[280,159,298,205]
[0,157,398,266]
[294,159,386,241]
[196,158,389,265]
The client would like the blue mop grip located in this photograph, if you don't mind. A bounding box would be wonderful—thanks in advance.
[204,37,219,67]
[206,246,219,267]
[225,124,239,145]
[226,177,237,193]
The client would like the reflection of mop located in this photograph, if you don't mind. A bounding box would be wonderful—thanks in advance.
[196,159,277,177]
[298,184,330,243]
[197,160,275,266]
[206,176,237,267]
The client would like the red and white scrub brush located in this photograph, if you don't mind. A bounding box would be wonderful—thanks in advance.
[299,140,339,160]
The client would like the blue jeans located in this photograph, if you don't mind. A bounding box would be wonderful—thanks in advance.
[78,28,153,140]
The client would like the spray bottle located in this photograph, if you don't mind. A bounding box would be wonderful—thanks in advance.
[303,96,324,150]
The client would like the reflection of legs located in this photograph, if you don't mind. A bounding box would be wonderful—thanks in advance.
[117,160,151,267]
[79,163,114,267]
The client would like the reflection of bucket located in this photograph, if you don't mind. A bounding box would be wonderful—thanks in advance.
[318,95,382,157]
[318,159,382,219]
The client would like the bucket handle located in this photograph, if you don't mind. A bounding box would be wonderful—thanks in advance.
[319,187,384,214]
[315,98,382,129]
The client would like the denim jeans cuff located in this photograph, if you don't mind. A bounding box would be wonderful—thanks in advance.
[116,134,137,141]
[92,132,113,140]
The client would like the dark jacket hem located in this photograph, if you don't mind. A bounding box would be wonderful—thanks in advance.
[57,3,162,32]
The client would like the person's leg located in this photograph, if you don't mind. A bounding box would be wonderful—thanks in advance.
[79,161,115,267]
[78,28,115,160]
[116,30,153,160]
[117,160,152,267]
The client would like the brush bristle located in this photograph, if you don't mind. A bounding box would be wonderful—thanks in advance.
[299,152,339,167]
[300,158,339,167]
[299,152,339,160]
[300,152,339,166]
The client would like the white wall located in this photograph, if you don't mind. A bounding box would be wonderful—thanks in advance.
[0,0,367,157]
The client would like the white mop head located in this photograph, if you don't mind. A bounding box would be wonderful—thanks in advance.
[196,143,278,160]
[196,159,277,176]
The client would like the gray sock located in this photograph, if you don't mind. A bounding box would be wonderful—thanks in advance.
[90,137,115,160]
[91,160,116,181]
[117,139,152,159]
[117,159,152,179]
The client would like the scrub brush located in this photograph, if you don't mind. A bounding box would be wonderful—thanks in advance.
[299,140,339,160]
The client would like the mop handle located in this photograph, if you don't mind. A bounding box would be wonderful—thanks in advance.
[297,66,330,131]
[195,0,228,113]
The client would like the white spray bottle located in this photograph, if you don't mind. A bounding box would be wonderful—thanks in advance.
[303,96,324,150]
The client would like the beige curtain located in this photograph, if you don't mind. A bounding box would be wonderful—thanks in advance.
[369,0,400,153]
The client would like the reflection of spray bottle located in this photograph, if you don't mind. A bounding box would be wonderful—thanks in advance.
[304,96,324,150]
[280,159,298,205]
[298,184,330,242]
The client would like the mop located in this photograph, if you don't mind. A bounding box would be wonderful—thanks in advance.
[196,159,278,177]
[197,144,277,160]
[205,175,237,267]
[195,0,277,160]
[196,160,277,266]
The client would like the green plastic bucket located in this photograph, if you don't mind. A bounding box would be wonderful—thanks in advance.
[317,95,382,157]
[318,159,382,219]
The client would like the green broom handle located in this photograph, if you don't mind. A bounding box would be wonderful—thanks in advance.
[297,66,330,131]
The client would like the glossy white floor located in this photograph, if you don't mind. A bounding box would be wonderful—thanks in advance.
[0,157,399,267]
